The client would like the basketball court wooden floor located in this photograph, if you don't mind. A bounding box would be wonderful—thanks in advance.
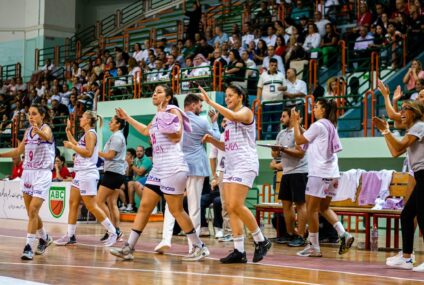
[0,219,423,285]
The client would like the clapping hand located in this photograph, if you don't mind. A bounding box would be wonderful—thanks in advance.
[372,116,390,133]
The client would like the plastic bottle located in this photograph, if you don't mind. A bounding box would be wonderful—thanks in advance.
[371,225,378,251]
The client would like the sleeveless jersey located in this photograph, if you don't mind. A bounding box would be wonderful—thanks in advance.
[23,124,55,170]
[224,115,259,175]
[74,129,98,171]
[149,112,189,178]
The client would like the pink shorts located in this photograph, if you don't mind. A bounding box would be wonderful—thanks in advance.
[146,171,188,195]
[223,171,256,188]
[305,177,339,199]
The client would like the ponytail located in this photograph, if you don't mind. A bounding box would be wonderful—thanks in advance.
[114,115,129,143]
[316,98,338,126]
[97,114,103,128]
[85,111,102,128]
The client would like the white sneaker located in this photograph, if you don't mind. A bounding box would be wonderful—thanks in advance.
[199,227,210,237]
[296,243,322,257]
[119,205,126,211]
[182,245,210,261]
[218,234,233,242]
[125,204,134,212]
[215,228,224,239]
[110,243,134,261]
[103,232,118,247]
[387,251,416,264]
[154,240,171,254]
[386,254,413,270]
[413,262,424,272]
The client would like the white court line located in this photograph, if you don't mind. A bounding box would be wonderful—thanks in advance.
[0,262,319,285]
[1,234,423,283]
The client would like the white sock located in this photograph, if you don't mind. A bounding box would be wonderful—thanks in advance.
[252,227,265,243]
[67,224,77,237]
[127,230,141,249]
[186,230,203,249]
[37,227,47,240]
[26,233,37,248]
[333,222,346,237]
[309,232,320,249]
[101,218,116,234]
[233,236,245,253]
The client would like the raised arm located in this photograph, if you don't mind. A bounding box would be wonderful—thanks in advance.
[290,108,309,145]
[378,80,401,122]
[65,119,78,145]
[0,138,25,158]
[64,131,96,158]
[116,107,150,137]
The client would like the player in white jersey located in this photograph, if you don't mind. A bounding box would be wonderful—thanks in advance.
[54,111,117,247]
[110,85,209,261]
[199,84,272,264]
[97,115,128,242]
[0,104,54,260]
[290,98,354,257]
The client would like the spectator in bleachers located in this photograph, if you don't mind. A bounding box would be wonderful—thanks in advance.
[283,67,307,109]
[52,155,71,181]
[352,26,374,69]
[0,94,10,119]
[0,114,10,132]
[128,57,141,83]
[213,48,228,67]
[324,77,338,98]
[410,78,424,100]
[275,35,286,56]
[385,22,402,69]
[263,25,277,47]
[357,2,373,28]
[395,12,409,34]
[71,61,81,78]
[182,38,197,58]
[392,0,410,21]
[15,77,27,92]
[197,37,214,60]
[242,22,255,49]
[241,50,257,77]
[403,59,424,92]
[224,49,246,85]
[115,47,129,67]
[170,45,185,66]
[132,43,143,63]
[148,59,168,81]
[183,0,201,41]
[303,23,321,52]
[68,88,78,114]
[147,53,156,70]
[214,26,229,46]
[254,2,272,29]
[35,81,45,97]
[314,11,330,37]
[205,26,215,46]
[372,3,386,27]
[60,84,71,106]
[191,54,210,77]
[164,54,179,76]
[274,20,286,38]
[108,61,118,77]
[140,40,152,63]
[253,39,267,65]
[262,45,285,74]
[318,23,339,68]
[408,4,424,49]
[257,58,285,139]
[291,0,312,24]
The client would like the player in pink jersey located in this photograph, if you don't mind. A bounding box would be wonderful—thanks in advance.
[200,84,271,263]
[110,85,209,261]
[54,111,117,247]
[0,104,54,260]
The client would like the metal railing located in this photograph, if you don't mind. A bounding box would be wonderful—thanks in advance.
[0,63,21,81]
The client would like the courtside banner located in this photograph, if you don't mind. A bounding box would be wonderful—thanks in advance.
[0,180,71,223]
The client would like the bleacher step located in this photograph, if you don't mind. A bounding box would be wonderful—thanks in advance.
[120,212,163,223]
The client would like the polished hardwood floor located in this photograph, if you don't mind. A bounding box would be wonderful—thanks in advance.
[0,219,423,285]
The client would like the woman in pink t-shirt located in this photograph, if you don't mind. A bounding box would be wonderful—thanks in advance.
[403,59,424,91]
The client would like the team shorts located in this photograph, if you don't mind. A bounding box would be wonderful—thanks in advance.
[305,176,339,199]
[223,171,257,188]
[100,171,126,190]
[145,171,188,196]
[278,173,307,203]
[72,169,99,196]
[21,169,52,201]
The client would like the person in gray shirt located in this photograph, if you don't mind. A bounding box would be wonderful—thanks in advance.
[272,108,308,247]
[97,115,128,241]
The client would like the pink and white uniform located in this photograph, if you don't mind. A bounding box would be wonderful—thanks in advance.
[223,112,259,188]
[21,124,55,200]
[72,129,100,196]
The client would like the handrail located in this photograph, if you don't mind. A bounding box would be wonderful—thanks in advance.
[308,59,318,93]
[402,34,407,67]
[12,116,18,147]
[370,51,379,90]
[171,65,181,94]
[213,61,224,91]
[251,98,262,140]
[363,90,376,137]
[339,40,346,76]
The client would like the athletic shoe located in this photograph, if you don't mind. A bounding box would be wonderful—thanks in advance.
[100,232,109,242]
[319,237,339,244]
[35,235,53,255]
[154,240,171,254]
[296,243,322,257]
[110,243,134,260]
[275,234,294,244]
[215,228,224,239]
[117,229,124,241]
[218,234,233,242]
[54,234,77,246]
[21,244,33,260]
[199,227,210,237]
[386,255,413,270]
[119,205,126,211]
[339,232,355,255]
[103,232,118,247]
[252,237,272,262]
[387,251,416,265]
[220,249,247,264]
[182,245,209,261]
[413,262,424,272]
[125,204,134,212]
[288,235,306,247]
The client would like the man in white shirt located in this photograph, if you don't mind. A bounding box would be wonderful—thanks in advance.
[241,22,255,49]
[262,26,277,47]
[314,11,330,37]
[283,68,308,110]
[257,58,285,139]
[262,46,285,74]
[140,40,151,63]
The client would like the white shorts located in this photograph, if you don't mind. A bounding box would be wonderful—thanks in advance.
[72,169,99,196]
[223,171,256,188]
[146,171,188,195]
[21,169,52,200]
[306,176,339,199]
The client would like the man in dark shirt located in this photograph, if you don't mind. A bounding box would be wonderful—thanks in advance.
[184,0,202,41]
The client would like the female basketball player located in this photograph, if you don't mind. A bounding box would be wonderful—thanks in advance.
[199,84,271,263]
[0,104,54,260]
[110,85,209,261]
[97,116,128,242]
[54,111,117,246]
[291,98,354,257]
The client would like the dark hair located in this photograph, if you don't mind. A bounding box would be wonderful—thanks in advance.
[282,108,292,117]
[30,104,51,124]
[184,93,202,107]
[316,97,338,126]
[113,115,129,142]
[269,58,278,64]
[57,155,66,164]
[145,147,153,157]
[226,84,249,106]
[127,148,136,157]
